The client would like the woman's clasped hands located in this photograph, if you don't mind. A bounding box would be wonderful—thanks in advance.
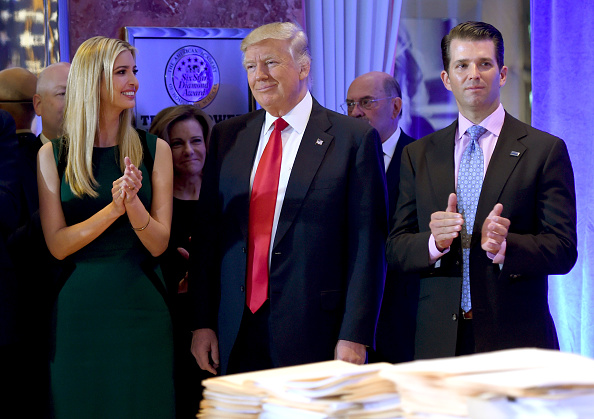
[111,156,143,213]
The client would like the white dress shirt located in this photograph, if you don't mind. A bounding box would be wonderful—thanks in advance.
[250,91,313,261]
[382,126,402,173]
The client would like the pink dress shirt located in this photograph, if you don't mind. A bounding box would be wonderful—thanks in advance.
[429,104,506,265]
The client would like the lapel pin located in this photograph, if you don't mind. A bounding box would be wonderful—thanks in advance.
[510,151,521,157]
[316,139,324,146]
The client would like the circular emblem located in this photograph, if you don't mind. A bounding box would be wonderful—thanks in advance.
[165,45,220,108]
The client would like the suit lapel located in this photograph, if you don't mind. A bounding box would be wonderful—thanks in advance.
[273,100,333,249]
[426,121,457,209]
[237,111,266,241]
[474,113,527,237]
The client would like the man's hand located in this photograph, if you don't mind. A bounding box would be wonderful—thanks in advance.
[334,340,366,364]
[177,245,190,293]
[191,328,220,375]
[481,203,510,253]
[429,193,464,251]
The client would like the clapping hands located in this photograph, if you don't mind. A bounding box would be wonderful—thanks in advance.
[111,156,143,210]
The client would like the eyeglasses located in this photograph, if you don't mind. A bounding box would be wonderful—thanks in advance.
[340,96,396,114]
[0,100,33,104]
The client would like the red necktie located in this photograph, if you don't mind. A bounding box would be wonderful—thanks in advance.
[246,117,289,313]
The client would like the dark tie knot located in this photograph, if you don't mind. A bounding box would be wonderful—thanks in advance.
[467,125,487,142]
[274,117,289,132]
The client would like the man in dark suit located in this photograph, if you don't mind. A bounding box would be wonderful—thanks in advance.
[2,64,68,418]
[17,62,70,216]
[0,67,40,218]
[0,109,24,412]
[387,21,577,359]
[189,22,387,375]
[345,71,416,363]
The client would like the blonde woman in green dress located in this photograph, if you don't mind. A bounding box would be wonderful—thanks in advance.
[37,36,174,418]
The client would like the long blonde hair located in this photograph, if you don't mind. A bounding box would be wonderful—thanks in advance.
[62,36,142,198]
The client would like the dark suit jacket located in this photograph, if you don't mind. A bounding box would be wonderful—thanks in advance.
[7,132,61,350]
[7,132,43,267]
[16,132,43,219]
[370,130,416,364]
[386,112,577,359]
[9,133,43,250]
[0,110,21,346]
[189,98,388,374]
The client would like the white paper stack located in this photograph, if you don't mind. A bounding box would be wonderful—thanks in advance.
[198,360,402,418]
[198,372,266,418]
[382,348,594,418]
[198,348,594,418]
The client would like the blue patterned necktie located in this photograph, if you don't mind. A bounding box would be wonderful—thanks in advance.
[457,125,487,312]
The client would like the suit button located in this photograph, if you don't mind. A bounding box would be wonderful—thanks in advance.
[452,313,458,321]
[242,247,246,253]
[455,261,460,266]
[240,285,245,292]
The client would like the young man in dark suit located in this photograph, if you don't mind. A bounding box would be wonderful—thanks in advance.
[345,71,416,364]
[189,22,387,375]
[387,21,576,359]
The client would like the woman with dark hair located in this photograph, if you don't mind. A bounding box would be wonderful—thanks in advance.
[150,104,213,418]
[150,105,212,202]
[37,36,174,418]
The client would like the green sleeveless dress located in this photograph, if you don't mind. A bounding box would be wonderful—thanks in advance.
[49,133,174,419]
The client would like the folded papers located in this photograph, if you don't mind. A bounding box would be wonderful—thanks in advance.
[198,348,594,418]
[198,361,401,418]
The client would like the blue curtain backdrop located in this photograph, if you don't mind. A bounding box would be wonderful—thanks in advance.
[305,0,402,111]
[531,1,594,356]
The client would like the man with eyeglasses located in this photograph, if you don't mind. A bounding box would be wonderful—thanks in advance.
[345,71,416,364]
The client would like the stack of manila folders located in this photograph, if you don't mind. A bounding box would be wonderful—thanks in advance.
[197,348,594,418]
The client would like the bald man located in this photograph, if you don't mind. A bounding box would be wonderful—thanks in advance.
[33,62,70,143]
[0,67,37,140]
[0,67,39,226]
[345,72,414,217]
[345,71,416,364]
[0,68,39,203]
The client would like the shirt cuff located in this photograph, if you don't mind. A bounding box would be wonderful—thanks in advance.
[487,239,506,264]
[429,234,449,264]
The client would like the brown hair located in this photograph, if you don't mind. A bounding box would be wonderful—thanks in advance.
[149,104,214,151]
[441,21,504,72]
